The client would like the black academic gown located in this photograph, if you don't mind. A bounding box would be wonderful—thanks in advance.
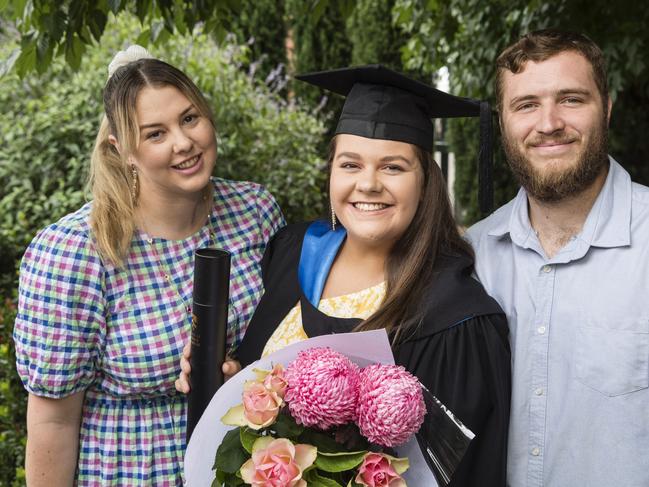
[236,222,510,487]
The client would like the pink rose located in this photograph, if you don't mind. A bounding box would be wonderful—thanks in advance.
[242,381,283,428]
[355,453,408,487]
[240,437,317,487]
[263,364,288,399]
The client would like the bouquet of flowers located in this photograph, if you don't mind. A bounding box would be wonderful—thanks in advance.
[185,331,474,487]
[213,347,426,487]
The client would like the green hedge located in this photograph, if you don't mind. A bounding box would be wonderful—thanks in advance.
[0,13,327,485]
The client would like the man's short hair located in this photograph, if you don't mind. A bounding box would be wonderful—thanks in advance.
[494,29,609,112]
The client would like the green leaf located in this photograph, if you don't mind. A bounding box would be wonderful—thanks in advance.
[0,48,21,78]
[298,429,341,453]
[35,35,54,74]
[135,0,152,21]
[213,469,245,487]
[304,469,344,487]
[160,6,176,33]
[387,455,409,475]
[15,38,37,78]
[315,450,367,473]
[77,24,93,44]
[64,34,85,71]
[213,428,249,474]
[155,27,171,44]
[211,22,228,44]
[88,8,108,41]
[173,1,187,35]
[271,413,304,438]
[239,427,261,454]
[38,7,66,41]
[221,404,249,428]
[150,19,165,42]
[15,0,29,21]
[311,0,328,22]
[136,28,151,47]
[212,469,225,487]
[67,0,87,34]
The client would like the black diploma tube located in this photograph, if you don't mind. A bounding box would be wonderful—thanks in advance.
[186,248,231,442]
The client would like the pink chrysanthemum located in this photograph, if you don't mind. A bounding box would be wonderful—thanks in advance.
[284,347,361,430]
[356,364,426,447]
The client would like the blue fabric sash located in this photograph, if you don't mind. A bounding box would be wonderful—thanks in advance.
[298,221,346,306]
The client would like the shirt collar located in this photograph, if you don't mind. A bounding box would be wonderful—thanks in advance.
[579,157,631,248]
[488,156,632,250]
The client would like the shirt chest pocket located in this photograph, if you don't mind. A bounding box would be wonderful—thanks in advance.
[575,321,649,397]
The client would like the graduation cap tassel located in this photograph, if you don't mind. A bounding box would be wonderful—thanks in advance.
[478,101,494,215]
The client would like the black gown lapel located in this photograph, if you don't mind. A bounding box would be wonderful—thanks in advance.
[300,292,361,337]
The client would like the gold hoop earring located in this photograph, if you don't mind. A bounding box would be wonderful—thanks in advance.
[131,164,139,205]
[330,205,337,231]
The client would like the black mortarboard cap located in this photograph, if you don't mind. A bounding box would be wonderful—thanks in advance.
[296,65,494,214]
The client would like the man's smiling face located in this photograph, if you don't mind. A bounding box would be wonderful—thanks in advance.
[499,50,611,202]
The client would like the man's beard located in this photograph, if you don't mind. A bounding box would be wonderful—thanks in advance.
[502,118,609,202]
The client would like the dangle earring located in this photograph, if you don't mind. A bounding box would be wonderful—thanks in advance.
[131,164,139,205]
[330,204,337,231]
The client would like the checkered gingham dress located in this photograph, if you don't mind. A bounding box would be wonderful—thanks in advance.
[14,178,284,486]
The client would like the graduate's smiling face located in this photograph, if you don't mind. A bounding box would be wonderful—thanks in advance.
[329,134,423,252]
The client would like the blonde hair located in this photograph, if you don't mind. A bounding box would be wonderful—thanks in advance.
[88,58,215,267]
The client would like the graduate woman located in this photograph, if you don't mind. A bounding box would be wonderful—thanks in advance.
[179,65,511,486]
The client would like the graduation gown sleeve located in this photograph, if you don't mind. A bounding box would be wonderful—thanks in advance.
[395,313,510,487]
[235,223,308,367]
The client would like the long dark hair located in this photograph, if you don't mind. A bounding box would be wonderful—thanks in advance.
[326,137,474,342]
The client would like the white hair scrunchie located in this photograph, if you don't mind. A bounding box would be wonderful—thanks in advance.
[107,45,154,79]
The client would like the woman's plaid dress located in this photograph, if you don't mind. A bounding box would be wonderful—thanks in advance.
[14,178,284,485]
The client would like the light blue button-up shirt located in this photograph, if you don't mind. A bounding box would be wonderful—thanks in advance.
[467,158,649,487]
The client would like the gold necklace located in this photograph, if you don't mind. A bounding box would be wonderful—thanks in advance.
[140,188,215,314]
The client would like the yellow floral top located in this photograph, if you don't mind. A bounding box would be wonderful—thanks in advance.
[262,281,387,357]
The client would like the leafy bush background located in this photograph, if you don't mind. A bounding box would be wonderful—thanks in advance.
[0,13,327,485]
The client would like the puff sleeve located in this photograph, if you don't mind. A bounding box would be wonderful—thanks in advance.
[13,220,105,398]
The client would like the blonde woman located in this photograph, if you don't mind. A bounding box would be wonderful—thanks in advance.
[13,46,283,485]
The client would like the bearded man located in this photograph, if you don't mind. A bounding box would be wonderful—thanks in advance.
[468,29,649,487]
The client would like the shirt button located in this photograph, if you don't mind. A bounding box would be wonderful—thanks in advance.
[538,326,546,334]
[531,447,541,456]
[535,388,544,396]
[542,265,552,273]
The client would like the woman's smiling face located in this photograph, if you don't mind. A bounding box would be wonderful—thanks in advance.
[329,134,423,252]
[130,85,217,198]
